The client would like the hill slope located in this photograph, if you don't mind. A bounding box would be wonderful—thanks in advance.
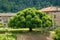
[0,0,60,13]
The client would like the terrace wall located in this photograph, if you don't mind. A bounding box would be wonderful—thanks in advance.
[16,32,54,40]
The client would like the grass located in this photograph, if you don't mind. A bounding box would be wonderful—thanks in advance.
[0,28,42,33]
[0,28,40,33]
[0,28,50,34]
[0,28,41,31]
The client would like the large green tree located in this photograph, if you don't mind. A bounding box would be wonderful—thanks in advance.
[8,8,53,31]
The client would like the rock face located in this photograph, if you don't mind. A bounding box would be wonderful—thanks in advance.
[16,33,53,40]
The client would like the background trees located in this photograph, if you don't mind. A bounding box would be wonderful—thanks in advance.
[0,0,60,13]
[8,8,53,31]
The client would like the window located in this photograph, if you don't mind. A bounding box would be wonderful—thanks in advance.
[3,18,8,23]
[54,15,56,18]
[2,17,8,24]
[46,12,49,14]
[0,18,2,21]
[0,19,1,21]
[4,24,6,27]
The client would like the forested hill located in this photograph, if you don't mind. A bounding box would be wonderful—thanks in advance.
[0,0,60,13]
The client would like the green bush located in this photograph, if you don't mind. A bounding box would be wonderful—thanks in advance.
[0,24,3,28]
[0,29,6,33]
[0,33,16,40]
[53,27,60,40]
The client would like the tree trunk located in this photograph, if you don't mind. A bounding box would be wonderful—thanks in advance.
[29,27,32,32]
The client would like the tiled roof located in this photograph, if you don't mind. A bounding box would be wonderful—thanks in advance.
[39,6,60,12]
[0,13,15,16]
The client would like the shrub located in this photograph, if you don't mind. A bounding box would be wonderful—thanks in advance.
[0,24,3,28]
[53,27,60,40]
[0,33,16,40]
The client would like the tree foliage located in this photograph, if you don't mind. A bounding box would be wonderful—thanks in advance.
[0,0,60,13]
[54,27,60,40]
[8,8,53,31]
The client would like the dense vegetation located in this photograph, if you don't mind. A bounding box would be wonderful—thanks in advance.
[0,34,16,40]
[8,8,53,31]
[0,0,59,13]
[53,27,60,40]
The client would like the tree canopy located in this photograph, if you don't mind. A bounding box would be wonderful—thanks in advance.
[8,8,53,31]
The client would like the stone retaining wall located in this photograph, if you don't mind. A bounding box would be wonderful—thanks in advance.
[16,32,53,40]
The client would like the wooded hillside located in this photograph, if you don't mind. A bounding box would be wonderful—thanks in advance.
[0,0,59,13]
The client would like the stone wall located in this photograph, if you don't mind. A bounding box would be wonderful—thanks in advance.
[47,12,60,26]
[16,32,54,40]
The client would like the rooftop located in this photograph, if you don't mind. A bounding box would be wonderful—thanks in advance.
[0,13,15,16]
[39,6,60,12]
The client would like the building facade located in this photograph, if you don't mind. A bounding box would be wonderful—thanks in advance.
[0,13,14,27]
[39,6,60,27]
